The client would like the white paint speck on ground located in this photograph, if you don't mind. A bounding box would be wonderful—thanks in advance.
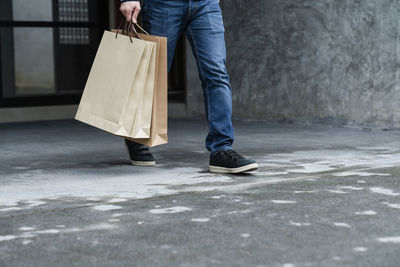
[382,202,400,209]
[22,240,32,245]
[357,180,367,184]
[272,200,296,204]
[0,202,17,207]
[326,190,347,194]
[0,235,16,242]
[78,223,116,232]
[0,207,22,212]
[291,164,334,174]
[227,210,239,215]
[5,227,83,242]
[191,218,210,222]
[334,223,351,228]
[355,210,377,215]
[353,247,368,252]
[107,198,128,203]
[370,187,400,196]
[14,166,29,170]
[93,205,122,211]
[334,171,389,177]
[137,221,143,225]
[378,236,400,243]
[241,233,250,238]
[289,221,311,227]
[20,233,36,239]
[210,195,226,199]
[149,206,192,214]
[25,200,46,207]
[294,191,315,194]
[339,186,364,191]
[18,226,35,231]
[227,209,251,215]
[34,229,60,234]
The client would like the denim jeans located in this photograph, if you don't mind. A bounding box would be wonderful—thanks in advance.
[140,0,234,153]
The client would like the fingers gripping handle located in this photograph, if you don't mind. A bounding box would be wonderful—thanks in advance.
[115,12,149,42]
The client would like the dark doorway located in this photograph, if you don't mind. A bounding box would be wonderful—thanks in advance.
[0,0,109,108]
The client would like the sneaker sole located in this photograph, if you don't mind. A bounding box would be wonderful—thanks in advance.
[124,143,156,167]
[209,163,258,174]
[130,160,156,167]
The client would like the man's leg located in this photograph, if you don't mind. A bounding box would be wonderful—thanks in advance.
[141,0,188,71]
[124,0,187,166]
[185,0,258,173]
[185,0,234,153]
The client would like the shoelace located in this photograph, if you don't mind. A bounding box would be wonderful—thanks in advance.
[137,145,151,155]
[223,150,243,161]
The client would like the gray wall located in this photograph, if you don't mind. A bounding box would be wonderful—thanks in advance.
[185,0,400,129]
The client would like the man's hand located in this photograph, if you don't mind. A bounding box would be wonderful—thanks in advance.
[120,1,141,23]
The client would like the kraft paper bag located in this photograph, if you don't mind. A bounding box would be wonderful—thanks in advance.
[75,30,155,138]
[129,41,156,138]
[132,33,168,147]
[112,29,168,147]
[120,41,156,138]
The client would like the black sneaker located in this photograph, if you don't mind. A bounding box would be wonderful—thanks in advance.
[124,139,156,166]
[209,149,258,174]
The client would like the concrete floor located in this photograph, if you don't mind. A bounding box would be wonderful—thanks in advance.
[1,119,400,267]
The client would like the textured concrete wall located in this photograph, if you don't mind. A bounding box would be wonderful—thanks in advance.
[185,0,400,129]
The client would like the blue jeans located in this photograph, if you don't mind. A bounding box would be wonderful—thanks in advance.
[142,0,234,153]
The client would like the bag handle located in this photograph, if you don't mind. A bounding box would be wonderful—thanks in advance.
[131,21,149,36]
[115,11,150,42]
[127,13,150,40]
[114,18,134,43]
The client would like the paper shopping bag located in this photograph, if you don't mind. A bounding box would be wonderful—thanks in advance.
[119,41,156,139]
[130,41,156,138]
[137,34,168,146]
[133,33,168,146]
[111,29,168,147]
[75,30,155,138]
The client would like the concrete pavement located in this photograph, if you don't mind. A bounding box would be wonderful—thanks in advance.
[1,119,400,266]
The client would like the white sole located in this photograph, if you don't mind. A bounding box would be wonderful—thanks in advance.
[124,142,156,167]
[131,160,156,167]
[209,163,258,174]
